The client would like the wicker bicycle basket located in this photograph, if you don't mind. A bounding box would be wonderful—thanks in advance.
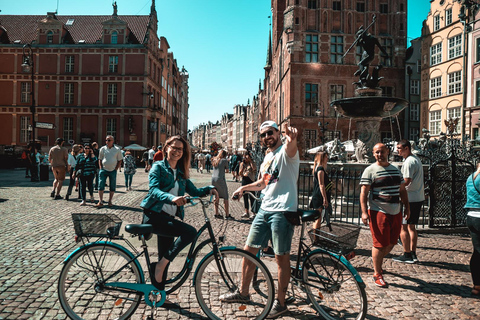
[72,213,122,237]
[308,222,361,254]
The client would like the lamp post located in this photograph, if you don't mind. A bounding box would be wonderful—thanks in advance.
[21,44,35,145]
[316,101,329,144]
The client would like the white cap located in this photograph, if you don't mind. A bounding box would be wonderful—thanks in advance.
[260,120,279,131]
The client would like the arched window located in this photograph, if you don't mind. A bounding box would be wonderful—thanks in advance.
[47,31,53,43]
[111,31,118,44]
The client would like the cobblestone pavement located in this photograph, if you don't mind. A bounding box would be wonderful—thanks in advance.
[0,167,479,319]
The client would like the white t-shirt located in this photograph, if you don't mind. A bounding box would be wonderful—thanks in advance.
[148,149,155,160]
[162,168,179,216]
[259,145,300,212]
[99,145,123,172]
[401,154,425,202]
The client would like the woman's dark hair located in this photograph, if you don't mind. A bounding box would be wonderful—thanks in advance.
[163,135,191,179]
[212,149,226,168]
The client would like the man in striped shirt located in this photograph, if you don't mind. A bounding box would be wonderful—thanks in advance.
[360,143,410,288]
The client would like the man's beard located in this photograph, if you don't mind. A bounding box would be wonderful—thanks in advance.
[264,136,278,148]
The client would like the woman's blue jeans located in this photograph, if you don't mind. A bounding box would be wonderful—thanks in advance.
[124,173,133,188]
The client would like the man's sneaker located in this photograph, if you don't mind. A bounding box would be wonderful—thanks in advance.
[50,191,55,198]
[411,251,419,263]
[266,299,288,318]
[373,273,388,288]
[392,253,414,264]
[219,290,250,303]
[54,195,63,200]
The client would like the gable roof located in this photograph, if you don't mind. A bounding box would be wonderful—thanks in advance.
[0,15,150,44]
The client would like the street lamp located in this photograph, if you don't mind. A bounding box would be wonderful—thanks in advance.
[316,101,329,144]
[21,44,35,145]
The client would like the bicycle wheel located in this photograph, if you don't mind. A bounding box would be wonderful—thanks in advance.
[195,248,275,320]
[58,243,143,320]
[303,250,367,320]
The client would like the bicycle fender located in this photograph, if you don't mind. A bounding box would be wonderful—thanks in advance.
[63,241,145,283]
[309,248,364,283]
[192,246,237,286]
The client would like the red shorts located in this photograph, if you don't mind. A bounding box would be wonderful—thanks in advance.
[368,210,402,248]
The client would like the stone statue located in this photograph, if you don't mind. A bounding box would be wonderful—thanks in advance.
[353,139,369,163]
[328,138,347,162]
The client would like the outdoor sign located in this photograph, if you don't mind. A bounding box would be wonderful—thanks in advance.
[36,122,55,130]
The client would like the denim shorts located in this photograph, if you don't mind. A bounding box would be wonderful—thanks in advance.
[246,208,295,255]
[98,169,117,192]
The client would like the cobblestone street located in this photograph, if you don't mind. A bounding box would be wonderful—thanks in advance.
[0,167,479,319]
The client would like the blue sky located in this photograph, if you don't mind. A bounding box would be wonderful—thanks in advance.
[1,0,431,130]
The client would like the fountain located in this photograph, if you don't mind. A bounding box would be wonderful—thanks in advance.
[331,16,408,163]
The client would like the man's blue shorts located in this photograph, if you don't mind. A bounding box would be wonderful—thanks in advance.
[98,169,117,192]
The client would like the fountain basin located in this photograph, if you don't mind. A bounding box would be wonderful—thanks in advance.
[331,96,408,120]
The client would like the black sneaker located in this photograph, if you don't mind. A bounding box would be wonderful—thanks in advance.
[50,191,55,198]
[54,195,63,200]
[65,194,69,201]
[411,252,419,263]
[266,299,288,319]
[392,253,414,264]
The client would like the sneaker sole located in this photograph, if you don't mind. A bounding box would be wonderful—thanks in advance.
[266,308,289,319]
[392,258,415,264]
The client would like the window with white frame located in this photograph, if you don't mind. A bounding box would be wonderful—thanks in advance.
[21,82,31,103]
[448,71,462,94]
[107,83,117,105]
[306,34,319,63]
[434,15,440,31]
[106,118,117,137]
[108,56,118,73]
[304,129,317,150]
[63,117,73,142]
[448,34,462,59]
[430,76,442,98]
[430,43,442,65]
[447,107,461,133]
[64,83,74,104]
[65,55,74,73]
[409,127,420,142]
[410,103,420,121]
[446,8,452,25]
[429,110,442,135]
[20,116,30,143]
[410,80,420,95]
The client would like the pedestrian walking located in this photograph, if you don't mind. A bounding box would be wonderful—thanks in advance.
[153,144,164,162]
[95,135,123,208]
[227,121,299,318]
[393,139,425,264]
[238,151,257,219]
[75,143,98,206]
[360,143,410,288]
[198,152,206,173]
[309,151,333,230]
[49,138,68,199]
[464,163,480,297]
[211,150,232,219]
[123,150,136,191]
[205,152,212,173]
[65,144,83,201]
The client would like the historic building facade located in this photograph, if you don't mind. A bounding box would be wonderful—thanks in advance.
[0,1,188,149]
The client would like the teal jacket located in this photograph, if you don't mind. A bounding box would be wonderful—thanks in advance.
[140,159,215,220]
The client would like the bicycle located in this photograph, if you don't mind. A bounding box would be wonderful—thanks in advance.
[58,195,275,320]
[241,191,367,320]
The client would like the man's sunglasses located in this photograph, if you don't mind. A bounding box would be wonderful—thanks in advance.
[260,130,275,138]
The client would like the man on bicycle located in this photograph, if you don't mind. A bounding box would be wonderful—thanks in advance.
[226,120,299,319]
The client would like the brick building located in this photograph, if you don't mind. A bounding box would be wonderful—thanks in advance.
[0,1,188,150]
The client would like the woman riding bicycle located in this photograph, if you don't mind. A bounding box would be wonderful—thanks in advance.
[140,135,219,307]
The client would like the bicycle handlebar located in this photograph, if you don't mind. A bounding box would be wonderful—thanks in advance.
[232,191,262,201]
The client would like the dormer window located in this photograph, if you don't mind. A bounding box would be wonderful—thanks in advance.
[111,31,118,44]
[47,31,53,43]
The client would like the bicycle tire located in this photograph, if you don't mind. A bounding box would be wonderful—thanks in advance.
[194,248,275,320]
[302,250,367,320]
[58,243,143,320]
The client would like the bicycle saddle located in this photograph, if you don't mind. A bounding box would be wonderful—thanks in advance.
[125,224,153,235]
[297,209,321,222]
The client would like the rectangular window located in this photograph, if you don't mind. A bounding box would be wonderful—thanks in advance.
[333,1,341,10]
[434,15,440,31]
[410,103,420,121]
[446,8,452,25]
[380,3,388,13]
[477,38,480,63]
[448,34,462,59]
[417,59,421,73]
[476,81,480,106]
[409,127,420,142]
[410,80,420,95]
[20,116,30,143]
[106,118,117,137]
[305,83,318,117]
[325,131,341,141]
[429,110,442,135]
[330,84,344,101]
[306,34,319,63]
[356,2,365,12]
[21,82,31,103]
[307,0,317,9]
[64,83,74,104]
[65,55,75,73]
[304,129,317,150]
[63,117,73,142]
[330,36,344,64]
[447,108,461,133]
[430,43,442,65]
[107,83,117,105]
[448,71,462,94]
[430,76,442,98]
[381,86,393,97]
[108,56,118,73]
[381,38,393,67]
